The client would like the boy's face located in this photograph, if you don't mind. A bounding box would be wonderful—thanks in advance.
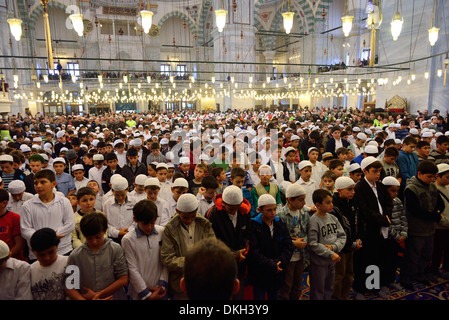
[34,177,56,196]
[133,184,145,194]
[418,172,436,185]
[339,185,355,200]
[386,185,400,200]
[230,176,245,189]
[94,160,104,169]
[288,195,306,211]
[194,167,206,180]
[300,166,312,181]
[113,190,128,203]
[147,166,156,176]
[29,160,43,174]
[107,159,118,169]
[106,146,113,153]
[0,162,13,173]
[146,188,160,201]
[308,151,319,162]
[291,140,300,148]
[87,181,100,194]
[337,153,348,161]
[439,142,449,153]
[10,192,24,202]
[78,194,96,212]
[259,204,277,223]
[286,152,296,163]
[252,159,261,172]
[323,177,335,190]
[53,163,65,175]
[418,146,431,157]
[363,166,382,182]
[349,172,362,182]
[402,143,417,154]
[152,148,160,156]
[437,172,449,186]
[85,232,106,252]
[172,187,188,201]
[332,165,344,177]
[167,168,174,179]
[83,155,92,165]
[332,130,341,140]
[178,210,197,226]
[180,163,190,172]
[157,169,167,182]
[203,188,217,201]
[259,174,272,185]
[383,155,398,165]
[135,219,156,236]
[98,147,106,154]
[128,156,138,166]
[317,195,334,213]
[68,196,78,207]
[32,245,58,267]
[73,170,85,181]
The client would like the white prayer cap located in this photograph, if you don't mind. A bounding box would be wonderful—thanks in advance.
[20,145,31,153]
[93,154,104,161]
[177,193,198,213]
[335,177,356,191]
[382,176,400,187]
[410,128,419,135]
[156,163,168,170]
[367,140,378,146]
[257,194,277,208]
[110,174,122,184]
[0,155,13,162]
[0,240,9,259]
[145,177,160,188]
[56,131,65,138]
[258,164,272,175]
[53,157,66,164]
[364,145,378,154]
[361,156,380,170]
[353,126,361,132]
[199,154,210,161]
[44,142,53,150]
[165,152,174,161]
[179,156,190,164]
[111,176,128,191]
[222,185,243,206]
[135,174,148,186]
[422,131,433,138]
[286,184,306,198]
[291,135,300,141]
[72,164,84,172]
[357,133,367,140]
[172,178,189,189]
[437,163,449,175]
[133,138,142,146]
[348,163,361,173]
[113,139,124,147]
[298,160,313,170]
[8,180,26,194]
[92,139,99,147]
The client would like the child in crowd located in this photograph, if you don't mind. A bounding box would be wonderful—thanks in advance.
[348,163,363,183]
[329,159,345,178]
[68,194,78,213]
[330,177,363,300]
[155,163,172,202]
[121,148,147,192]
[211,167,226,194]
[277,184,310,300]
[307,189,346,300]
[0,239,32,299]
[294,160,318,210]
[321,170,337,195]
[189,163,207,196]
[21,169,75,264]
[101,152,122,194]
[428,135,449,164]
[382,176,408,291]
[23,154,45,194]
[103,175,136,244]
[72,164,89,193]
[247,154,262,186]
[251,164,282,210]
[30,228,68,300]
[321,152,334,168]
[336,147,350,175]
[147,163,157,178]
[88,154,107,194]
[144,177,170,226]
[72,187,104,249]
[308,147,326,186]
[230,167,257,217]
[197,175,219,217]
[129,174,148,202]
[53,157,76,197]
[282,147,300,183]
[65,212,129,300]
[159,177,189,227]
[380,147,402,183]
[6,180,33,217]
[0,188,25,261]
[397,136,419,193]
[121,199,168,300]
[416,140,431,162]
[400,160,444,291]
[247,194,293,300]
[87,179,103,212]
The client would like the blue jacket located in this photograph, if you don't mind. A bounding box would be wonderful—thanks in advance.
[242,187,257,218]
[396,150,419,186]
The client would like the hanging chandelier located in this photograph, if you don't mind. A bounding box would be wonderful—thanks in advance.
[215,0,227,33]
[341,0,353,37]
[390,0,403,41]
[69,13,84,36]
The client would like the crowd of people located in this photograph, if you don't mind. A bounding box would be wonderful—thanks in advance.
[0,105,449,301]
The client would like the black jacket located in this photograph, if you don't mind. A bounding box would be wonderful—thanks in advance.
[325,137,351,158]
[120,162,147,191]
[101,165,123,194]
[246,213,293,290]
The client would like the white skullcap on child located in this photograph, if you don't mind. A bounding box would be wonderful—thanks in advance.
[258,164,272,175]
[8,180,26,194]
[382,176,400,187]
[172,178,189,189]
[0,240,9,259]
[286,184,306,198]
[145,177,160,188]
[135,174,148,186]
[111,176,128,191]
[177,193,199,213]
[335,177,356,191]
[257,194,277,208]
[222,185,243,206]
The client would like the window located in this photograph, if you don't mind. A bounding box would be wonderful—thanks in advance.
[176,65,186,77]
[67,62,80,78]
[46,62,59,75]
[115,20,128,36]
[361,48,371,62]
[100,19,113,35]
[160,64,171,76]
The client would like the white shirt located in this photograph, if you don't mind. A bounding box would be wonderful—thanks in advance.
[153,198,170,226]
[88,166,107,194]
[197,194,215,217]
[115,151,127,168]
[7,192,34,216]
[294,177,318,208]
[103,196,136,238]
[160,196,177,227]
[158,180,173,203]
[0,258,32,300]
[74,177,89,193]
[334,138,343,152]
[121,225,169,300]
[30,255,68,300]
[129,190,147,203]
[311,161,326,185]
[21,194,75,260]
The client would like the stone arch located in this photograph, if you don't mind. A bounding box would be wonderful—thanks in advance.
[157,10,196,39]
[27,1,68,32]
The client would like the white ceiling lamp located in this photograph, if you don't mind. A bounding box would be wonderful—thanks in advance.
[341,0,354,37]
[390,0,403,41]
[215,0,227,33]
[428,0,440,46]
[8,18,22,41]
[69,13,84,37]
[140,9,154,34]
[282,0,295,35]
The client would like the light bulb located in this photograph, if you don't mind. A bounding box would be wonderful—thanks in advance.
[341,15,354,37]
[282,11,295,34]
[140,10,154,34]
[215,9,227,33]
